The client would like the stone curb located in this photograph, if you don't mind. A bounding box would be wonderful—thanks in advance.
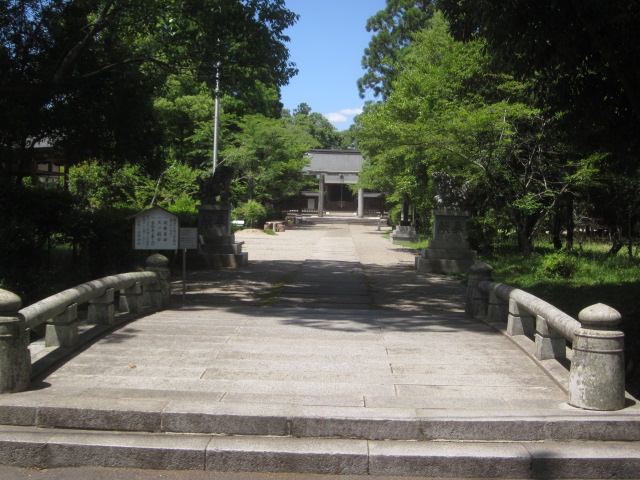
[2,401,640,442]
[1,426,640,478]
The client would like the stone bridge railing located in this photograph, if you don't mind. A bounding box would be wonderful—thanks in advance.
[0,254,171,394]
[466,262,626,411]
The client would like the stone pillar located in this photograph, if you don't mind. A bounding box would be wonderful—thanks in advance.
[88,288,115,325]
[0,289,31,393]
[119,282,143,314]
[45,303,78,347]
[318,175,325,217]
[145,254,171,309]
[465,262,493,318]
[534,315,566,360]
[487,290,509,324]
[195,204,248,268]
[357,188,364,218]
[507,299,535,336]
[569,303,625,411]
[416,208,477,274]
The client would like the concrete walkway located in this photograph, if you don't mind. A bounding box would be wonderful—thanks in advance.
[1,223,639,477]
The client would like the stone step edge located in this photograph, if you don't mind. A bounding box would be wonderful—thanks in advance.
[1,425,639,478]
[2,404,640,442]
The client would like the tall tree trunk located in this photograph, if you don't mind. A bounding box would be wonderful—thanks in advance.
[551,204,563,250]
[566,194,574,250]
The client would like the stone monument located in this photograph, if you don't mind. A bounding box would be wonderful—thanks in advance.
[390,203,419,244]
[191,170,248,268]
[415,172,476,274]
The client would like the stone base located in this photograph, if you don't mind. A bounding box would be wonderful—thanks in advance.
[415,248,477,274]
[391,226,418,244]
[187,235,249,269]
[194,252,249,268]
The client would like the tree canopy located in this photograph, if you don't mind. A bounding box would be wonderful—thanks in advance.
[0,0,298,178]
[358,0,434,99]
[438,0,640,165]
[356,11,601,253]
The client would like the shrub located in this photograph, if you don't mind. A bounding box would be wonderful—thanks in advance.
[541,252,579,279]
[234,200,267,228]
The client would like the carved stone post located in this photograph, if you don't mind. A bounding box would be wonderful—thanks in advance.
[88,288,115,325]
[487,290,509,324]
[507,299,535,337]
[45,303,79,347]
[119,282,143,314]
[145,254,171,309]
[465,262,493,318]
[534,315,566,360]
[569,304,625,410]
[0,289,31,393]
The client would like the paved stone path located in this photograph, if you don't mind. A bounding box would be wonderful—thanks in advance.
[6,223,580,413]
[2,222,640,477]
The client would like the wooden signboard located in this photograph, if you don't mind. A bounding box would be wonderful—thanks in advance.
[133,206,179,250]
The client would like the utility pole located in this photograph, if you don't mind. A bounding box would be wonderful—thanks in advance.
[212,61,221,176]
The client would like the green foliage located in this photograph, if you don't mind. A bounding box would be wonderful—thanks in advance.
[540,252,579,279]
[481,240,640,320]
[355,12,596,254]
[0,0,299,179]
[358,0,435,98]
[223,114,316,205]
[234,200,267,228]
[283,103,344,149]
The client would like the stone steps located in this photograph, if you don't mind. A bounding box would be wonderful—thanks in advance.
[1,425,639,478]
[2,398,640,442]
[299,216,384,226]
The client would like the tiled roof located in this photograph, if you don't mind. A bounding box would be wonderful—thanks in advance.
[303,149,364,174]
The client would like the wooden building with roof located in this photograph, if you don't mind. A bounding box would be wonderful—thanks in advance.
[283,149,385,217]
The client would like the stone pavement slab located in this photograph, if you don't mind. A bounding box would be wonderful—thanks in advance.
[1,222,640,476]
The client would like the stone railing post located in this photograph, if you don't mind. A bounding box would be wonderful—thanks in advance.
[0,289,31,393]
[45,303,79,347]
[487,290,509,324]
[145,254,171,309]
[506,299,535,337]
[534,315,566,361]
[569,303,625,411]
[119,282,143,314]
[465,262,493,318]
[88,288,115,325]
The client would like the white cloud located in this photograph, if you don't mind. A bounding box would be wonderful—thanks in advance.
[339,108,363,115]
[323,108,364,124]
[324,112,348,123]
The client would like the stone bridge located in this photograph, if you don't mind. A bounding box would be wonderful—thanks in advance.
[0,222,639,478]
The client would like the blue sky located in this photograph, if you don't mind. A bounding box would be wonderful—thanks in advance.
[280,0,386,131]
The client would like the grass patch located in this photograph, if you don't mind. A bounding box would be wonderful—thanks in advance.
[479,240,640,323]
[263,229,277,236]
[398,238,430,250]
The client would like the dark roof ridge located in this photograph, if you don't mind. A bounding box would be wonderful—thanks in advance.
[306,149,361,155]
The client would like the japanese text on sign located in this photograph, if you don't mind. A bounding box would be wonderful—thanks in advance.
[134,208,179,250]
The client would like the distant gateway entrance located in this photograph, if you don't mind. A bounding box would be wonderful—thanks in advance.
[284,149,385,217]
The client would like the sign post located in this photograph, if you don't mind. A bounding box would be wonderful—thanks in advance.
[179,228,198,304]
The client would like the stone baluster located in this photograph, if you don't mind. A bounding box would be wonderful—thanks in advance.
[465,262,493,318]
[569,303,625,411]
[144,254,171,310]
[119,282,143,314]
[506,299,535,337]
[534,315,566,360]
[0,289,31,393]
[487,289,509,324]
[88,288,115,325]
[45,303,78,347]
